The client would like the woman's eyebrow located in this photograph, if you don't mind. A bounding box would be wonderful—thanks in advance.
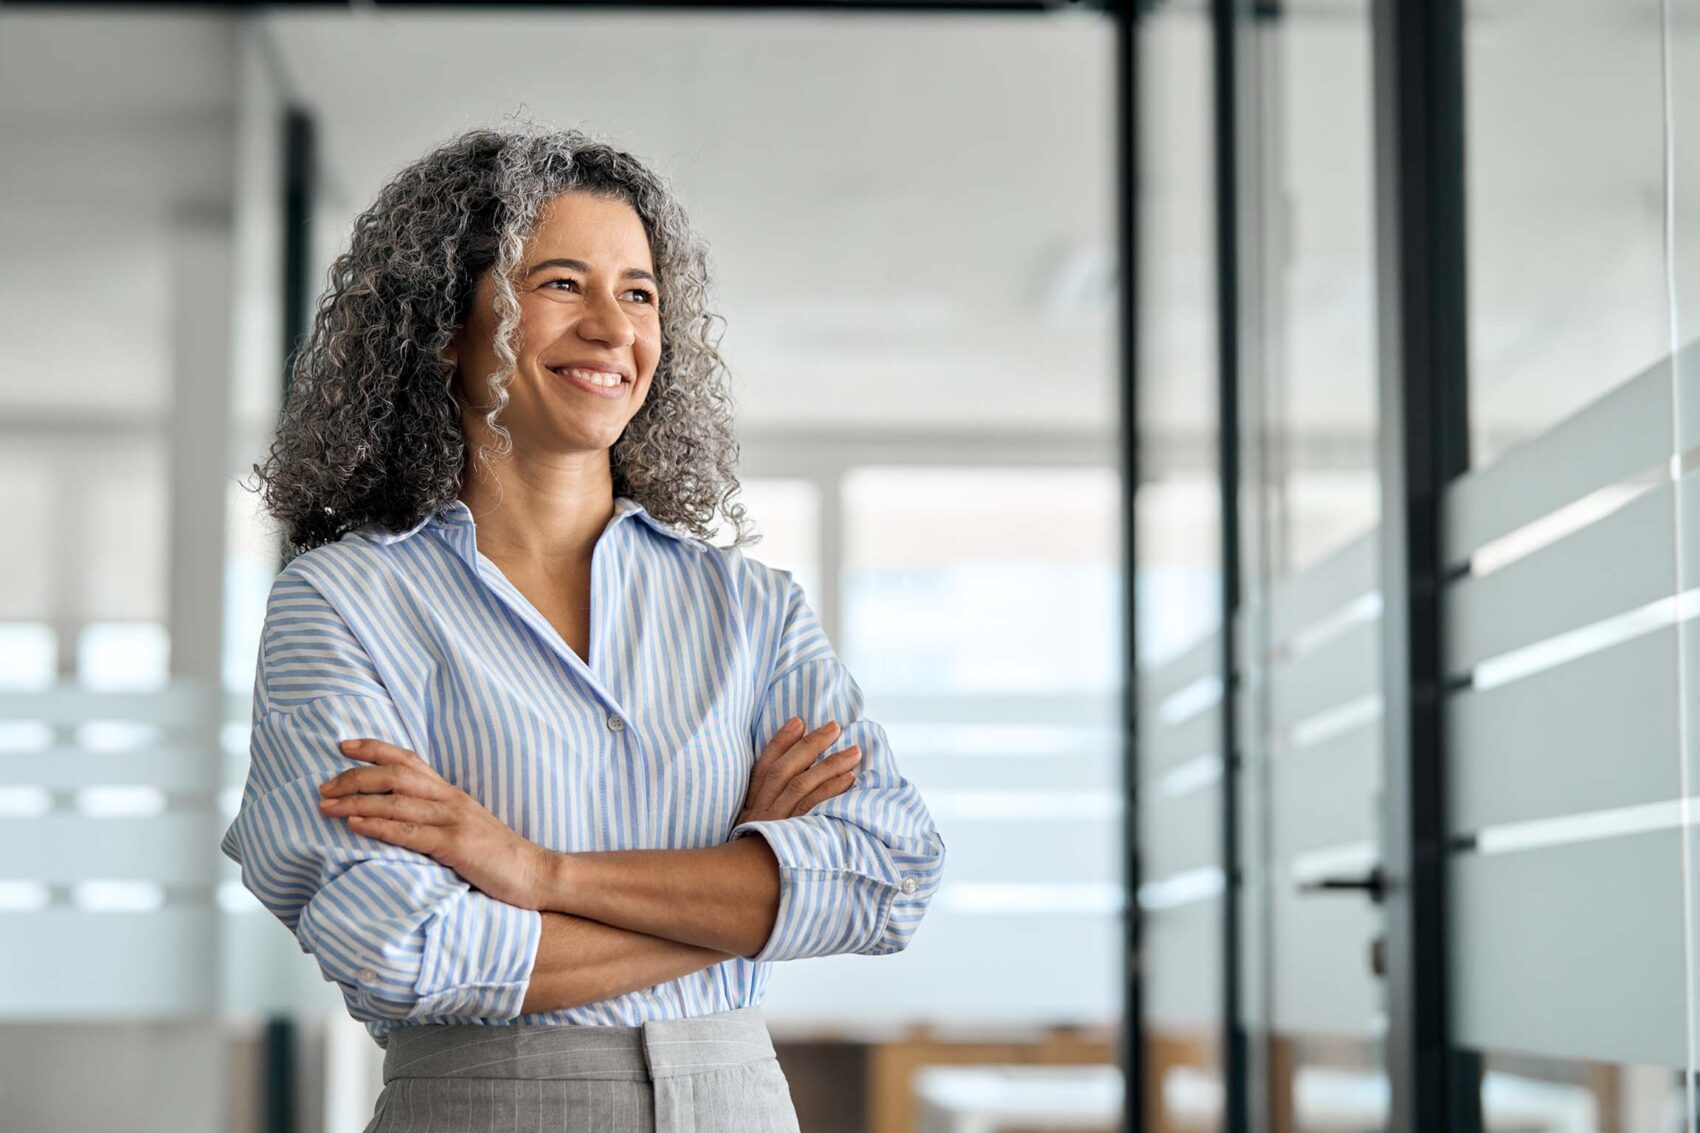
[525,257,658,285]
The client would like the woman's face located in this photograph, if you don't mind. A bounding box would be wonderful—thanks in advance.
[447,190,662,459]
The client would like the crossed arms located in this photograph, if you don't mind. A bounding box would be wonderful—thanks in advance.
[220,570,946,1024]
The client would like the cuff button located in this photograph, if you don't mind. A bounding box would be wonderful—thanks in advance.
[358,967,377,982]
[900,877,918,894]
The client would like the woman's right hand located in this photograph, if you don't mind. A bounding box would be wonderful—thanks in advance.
[735,717,863,824]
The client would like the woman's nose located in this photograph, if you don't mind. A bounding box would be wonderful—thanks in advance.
[573,290,637,347]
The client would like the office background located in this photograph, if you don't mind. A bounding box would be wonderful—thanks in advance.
[0,5,1119,1132]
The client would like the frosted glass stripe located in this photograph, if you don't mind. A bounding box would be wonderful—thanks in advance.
[1155,675,1223,727]
[1447,627,1680,834]
[759,910,1120,1029]
[0,682,210,728]
[1140,630,1221,708]
[1138,866,1225,911]
[0,909,218,1015]
[933,882,1123,915]
[1142,784,1219,880]
[1452,830,1685,1066]
[902,753,1116,793]
[1267,532,1378,648]
[0,746,214,791]
[923,814,1116,885]
[926,790,1121,822]
[1473,799,1688,856]
[1269,722,1380,860]
[1445,360,1671,563]
[0,814,225,885]
[1142,899,1220,1027]
[1269,619,1380,735]
[1445,481,1676,674]
[1158,754,1224,799]
[1142,708,1219,776]
[873,692,1118,727]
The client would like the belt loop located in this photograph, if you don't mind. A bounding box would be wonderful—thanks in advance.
[640,1005,778,1081]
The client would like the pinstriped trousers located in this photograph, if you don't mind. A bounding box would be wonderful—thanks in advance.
[362,1005,802,1132]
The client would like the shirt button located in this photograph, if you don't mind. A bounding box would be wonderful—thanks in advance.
[901,877,918,895]
[607,715,625,732]
[358,967,377,983]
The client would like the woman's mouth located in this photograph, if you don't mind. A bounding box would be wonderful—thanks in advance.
[550,366,631,399]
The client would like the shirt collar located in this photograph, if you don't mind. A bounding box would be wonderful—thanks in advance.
[361,496,703,552]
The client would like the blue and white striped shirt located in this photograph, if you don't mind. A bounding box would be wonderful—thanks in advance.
[220,495,946,1048]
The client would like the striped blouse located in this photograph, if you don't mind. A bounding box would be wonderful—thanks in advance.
[219,495,946,1049]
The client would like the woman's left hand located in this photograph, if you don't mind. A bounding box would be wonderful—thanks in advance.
[318,738,555,911]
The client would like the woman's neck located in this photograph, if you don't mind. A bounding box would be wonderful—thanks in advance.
[457,448,618,573]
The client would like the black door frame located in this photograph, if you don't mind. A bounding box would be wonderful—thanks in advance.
[1368,0,1478,1130]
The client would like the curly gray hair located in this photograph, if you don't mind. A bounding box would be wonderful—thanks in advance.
[250,121,755,560]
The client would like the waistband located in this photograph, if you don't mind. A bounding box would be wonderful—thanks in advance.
[381,1005,777,1084]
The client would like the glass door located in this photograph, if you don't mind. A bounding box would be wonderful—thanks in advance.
[1235,2,1390,1129]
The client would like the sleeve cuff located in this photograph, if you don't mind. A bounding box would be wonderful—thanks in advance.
[730,816,920,962]
[409,891,543,1022]
[335,893,543,1023]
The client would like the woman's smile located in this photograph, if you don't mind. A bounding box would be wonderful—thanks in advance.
[549,364,633,399]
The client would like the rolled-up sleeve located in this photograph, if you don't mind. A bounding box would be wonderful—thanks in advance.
[728,574,947,962]
[220,570,542,1025]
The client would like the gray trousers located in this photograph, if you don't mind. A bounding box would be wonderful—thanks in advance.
[363,1005,802,1132]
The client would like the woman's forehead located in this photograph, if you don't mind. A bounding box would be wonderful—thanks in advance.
[527,193,654,268]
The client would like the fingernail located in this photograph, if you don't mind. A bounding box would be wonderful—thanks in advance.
[341,739,362,752]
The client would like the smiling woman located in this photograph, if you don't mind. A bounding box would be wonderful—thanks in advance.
[220,122,946,1133]
[251,122,745,557]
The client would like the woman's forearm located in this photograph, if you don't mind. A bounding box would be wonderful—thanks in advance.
[535,836,782,958]
[519,910,738,1014]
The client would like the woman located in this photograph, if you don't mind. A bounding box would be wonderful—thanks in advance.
[220,122,946,1132]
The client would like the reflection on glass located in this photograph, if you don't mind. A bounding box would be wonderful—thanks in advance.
[836,462,1124,1036]
[1464,0,1670,466]
[1138,2,1225,1126]
[1462,0,1697,1126]
[841,466,1118,695]
[1237,0,1387,1124]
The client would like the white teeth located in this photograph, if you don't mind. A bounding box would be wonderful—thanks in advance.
[560,367,623,387]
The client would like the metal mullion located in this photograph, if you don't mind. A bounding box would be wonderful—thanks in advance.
[1116,2,1145,1129]
[1369,1,1475,1131]
[1212,1,1249,1131]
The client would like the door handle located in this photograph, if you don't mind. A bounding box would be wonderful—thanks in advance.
[1297,866,1384,902]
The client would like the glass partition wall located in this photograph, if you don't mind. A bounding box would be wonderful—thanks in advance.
[1133,0,1700,1129]
[1235,1,1389,1129]
[1451,0,1692,1125]
[1135,4,1226,1131]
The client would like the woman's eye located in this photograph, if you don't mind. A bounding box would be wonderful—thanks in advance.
[544,279,656,305]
